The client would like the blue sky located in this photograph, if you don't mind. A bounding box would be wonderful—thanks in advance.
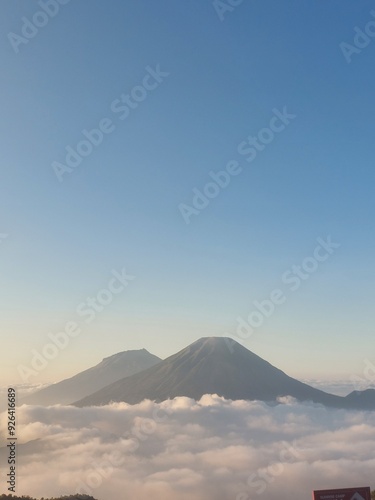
[0,0,374,385]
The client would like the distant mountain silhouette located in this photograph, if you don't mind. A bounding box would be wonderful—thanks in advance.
[21,349,161,406]
[344,389,375,410]
[73,337,375,410]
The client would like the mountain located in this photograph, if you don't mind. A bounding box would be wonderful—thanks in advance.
[344,389,375,410]
[74,337,374,410]
[21,349,161,406]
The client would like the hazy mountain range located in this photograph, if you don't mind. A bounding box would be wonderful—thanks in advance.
[22,337,375,410]
[74,337,375,409]
[21,349,161,406]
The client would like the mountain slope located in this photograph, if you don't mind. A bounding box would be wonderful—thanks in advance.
[21,349,161,406]
[75,337,366,409]
[344,389,375,410]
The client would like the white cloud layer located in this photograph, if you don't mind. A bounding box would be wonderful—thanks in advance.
[0,396,374,500]
[0,383,50,413]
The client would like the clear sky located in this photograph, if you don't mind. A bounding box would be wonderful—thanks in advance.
[0,0,374,386]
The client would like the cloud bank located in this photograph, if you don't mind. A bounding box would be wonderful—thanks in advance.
[0,396,374,500]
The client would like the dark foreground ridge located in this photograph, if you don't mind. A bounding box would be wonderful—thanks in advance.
[74,337,375,410]
[0,495,97,500]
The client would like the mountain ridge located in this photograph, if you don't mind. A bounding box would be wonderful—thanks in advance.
[74,337,375,410]
[21,348,162,406]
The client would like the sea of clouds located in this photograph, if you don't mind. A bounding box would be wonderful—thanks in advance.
[0,383,51,414]
[0,396,374,500]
